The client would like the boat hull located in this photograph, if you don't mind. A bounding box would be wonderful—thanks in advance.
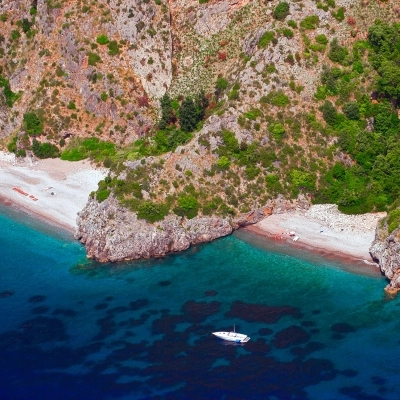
[212,331,250,343]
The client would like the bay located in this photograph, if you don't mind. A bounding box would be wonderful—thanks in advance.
[0,205,398,399]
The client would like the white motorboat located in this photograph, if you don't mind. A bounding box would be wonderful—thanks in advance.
[212,325,250,343]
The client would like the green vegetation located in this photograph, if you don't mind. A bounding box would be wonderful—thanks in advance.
[261,91,289,107]
[332,6,345,22]
[258,31,275,48]
[273,2,290,21]
[32,139,60,159]
[67,101,76,110]
[88,52,101,66]
[108,40,119,55]
[138,201,168,222]
[300,15,319,30]
[174,195,199,219]
[215,77,229,94]
[315,22,400,214]
[23,112,43,136]
[96,34,109,45]
[315,34,328,45]
[269,122,285,140]
[61,138,116,161]
[328,38,348,64]
[179,91,208,132]
[0,73,19,107]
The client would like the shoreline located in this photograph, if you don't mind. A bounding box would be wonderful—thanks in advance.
[0,152,107,234]
[0,151,386,272]
[243,204,386,273]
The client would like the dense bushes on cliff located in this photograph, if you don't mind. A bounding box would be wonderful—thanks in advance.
[315,21,400,214]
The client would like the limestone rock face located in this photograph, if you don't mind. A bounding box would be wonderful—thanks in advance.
[75,197,233,262]
[75,196,273,262]
[370,225,400,293]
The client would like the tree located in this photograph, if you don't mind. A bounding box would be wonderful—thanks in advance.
[195,90,209,121]
[343,102,360,120]
[159,93,174,129]
[320,101,337,125]
[179,97,198,132]
[328,38,348,64]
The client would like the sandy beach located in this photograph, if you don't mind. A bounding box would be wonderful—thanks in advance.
[246,204,386,264]
[0,151,107,232]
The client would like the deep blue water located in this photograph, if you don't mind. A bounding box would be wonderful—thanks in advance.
[1,204,400,400]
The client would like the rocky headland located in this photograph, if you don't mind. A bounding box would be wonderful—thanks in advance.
[75,196,278,262]
[370,222,400,294]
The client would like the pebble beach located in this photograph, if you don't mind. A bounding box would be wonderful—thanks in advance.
[247,204,386,263]
[0,151,107,232]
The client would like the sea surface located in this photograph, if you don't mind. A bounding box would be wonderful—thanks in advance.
[1,204,400,400]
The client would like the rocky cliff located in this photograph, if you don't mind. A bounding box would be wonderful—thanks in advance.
[370,222,400,294]
[75,196,274,262]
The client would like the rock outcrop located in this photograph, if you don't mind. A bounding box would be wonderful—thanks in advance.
[370,223,400,294]
[75,196,274,262]
[75,194,311,262]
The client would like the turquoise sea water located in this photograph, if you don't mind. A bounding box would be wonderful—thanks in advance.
[0,204,399,399]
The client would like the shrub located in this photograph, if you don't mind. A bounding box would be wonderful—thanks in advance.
[215,77,228,92]
[258,31,275,48]
[387,209,400,233]
[23,112,43,136]
[7,136,17,153]
[96,189,110,202]
[328,38,348,64]
[228,89,239,100]
[287,20,297,28]
[290,169,315,191]
[269,122,286,139]
[352,60,363,73]
[343,102,360,120]
[154,128,191,152]
[300,15,319,30]
[261,91,289,107]
[320,100,337,125]
[96,34,109,45]
[333,7,345,22]
[282,28,294,38]
[61,138,116,161]
[100,92,108,101]
[0,74,19,107]
[315,34,328,45]
[32,139,59,159]
[67,101,76,110]
[11,30,21,40]
[217,156,230,169]
[107,40,119,55]
[88,52,101,66]
[273,2,290,21]
[244,108,263,120]
[174,195,199,219]
[137,201,168,222]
